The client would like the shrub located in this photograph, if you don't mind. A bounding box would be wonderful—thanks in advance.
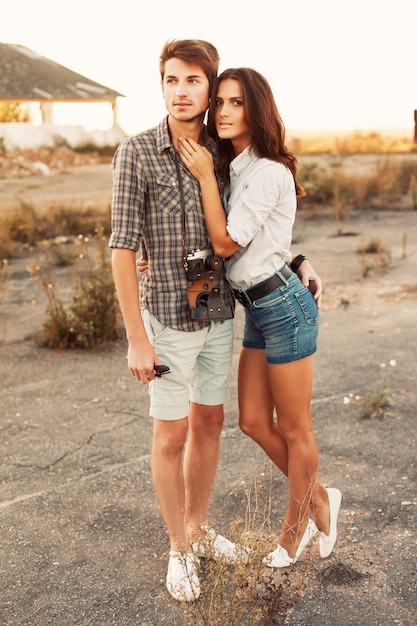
[28,229,121,350]
[174,468,315,625]
[360,390,390,420]
[298,162,334,206]
[0,201,111,258]
[397,159,417,194]
[357,235,391,277]
[0,102,32,123]
[0,259,13,302]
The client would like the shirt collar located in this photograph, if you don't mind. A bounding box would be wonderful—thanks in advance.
[156,116,173,155]
[230,145,256,176]
[156,115,215,156]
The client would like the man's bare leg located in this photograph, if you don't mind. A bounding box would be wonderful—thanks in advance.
[151,416,189,551]
[183,402,224,541]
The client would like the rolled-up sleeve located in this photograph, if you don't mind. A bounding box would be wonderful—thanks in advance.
[109,139,145,251]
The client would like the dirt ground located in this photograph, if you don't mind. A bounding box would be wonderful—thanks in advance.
[1,159,417,625]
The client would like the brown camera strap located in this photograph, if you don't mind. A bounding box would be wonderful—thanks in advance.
[174,151,189,272]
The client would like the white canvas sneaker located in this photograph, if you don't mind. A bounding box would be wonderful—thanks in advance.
[192,526,251,564]
[166,551,200,602]
[263,519,318,568]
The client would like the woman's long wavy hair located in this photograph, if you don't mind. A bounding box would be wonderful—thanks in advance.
[207,67,305,197]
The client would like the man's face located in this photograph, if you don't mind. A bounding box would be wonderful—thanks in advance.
[214,78,251,153]
[162,58,210,123]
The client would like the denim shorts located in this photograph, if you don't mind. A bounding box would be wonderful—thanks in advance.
[242,274,319,364]
[142,310,234,420]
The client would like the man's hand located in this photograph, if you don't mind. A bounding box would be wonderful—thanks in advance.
[127,339,160,385]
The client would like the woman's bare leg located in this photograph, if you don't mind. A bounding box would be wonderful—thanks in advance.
[268,356,329,555]
[238,348,289,476]
[238,349,330,556]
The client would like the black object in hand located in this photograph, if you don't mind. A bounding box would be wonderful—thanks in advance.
[153,364,171,377]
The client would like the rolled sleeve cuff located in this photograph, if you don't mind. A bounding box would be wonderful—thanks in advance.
[226,218,254,248]
[108,232,140,250]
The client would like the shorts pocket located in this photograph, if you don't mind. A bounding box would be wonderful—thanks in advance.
[252,289,286,309]
[294,287,319,326]
[142,309,170,340]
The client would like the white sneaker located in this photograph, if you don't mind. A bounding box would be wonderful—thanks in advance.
[319,487,342,558]
[262,519,318,568]
[192,526,251,564]
[166,551,200,602]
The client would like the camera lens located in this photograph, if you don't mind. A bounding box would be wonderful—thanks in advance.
[205,255,223,271]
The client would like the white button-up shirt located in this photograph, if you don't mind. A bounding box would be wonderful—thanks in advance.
[225,146,296,291]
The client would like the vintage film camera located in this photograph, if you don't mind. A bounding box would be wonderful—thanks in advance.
[185,248,233,321]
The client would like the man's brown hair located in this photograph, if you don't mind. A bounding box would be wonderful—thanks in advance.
[159,39,219,87]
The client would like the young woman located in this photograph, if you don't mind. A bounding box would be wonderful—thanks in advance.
[178,67,341,567]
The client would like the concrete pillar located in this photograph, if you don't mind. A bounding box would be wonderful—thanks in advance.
[40,102,54,124]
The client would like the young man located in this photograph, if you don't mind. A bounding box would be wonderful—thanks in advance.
[110,39,238,603]
[109,39,322,602]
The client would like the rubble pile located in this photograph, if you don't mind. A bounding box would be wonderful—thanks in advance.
[0,146,112,179]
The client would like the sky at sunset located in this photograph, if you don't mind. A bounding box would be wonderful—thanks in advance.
[3,0,417,135]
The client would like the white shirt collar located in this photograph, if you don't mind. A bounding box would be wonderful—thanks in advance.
[230,145,256,176]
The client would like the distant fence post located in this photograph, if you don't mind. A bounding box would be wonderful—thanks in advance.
[414,110,417,144]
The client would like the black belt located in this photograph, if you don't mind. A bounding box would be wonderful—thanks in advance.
[233,264,293,306]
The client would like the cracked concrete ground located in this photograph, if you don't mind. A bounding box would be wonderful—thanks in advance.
[1,165,417,625]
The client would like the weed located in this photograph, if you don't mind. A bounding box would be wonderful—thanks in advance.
[298,162,334,206]
[359,236,383,254]
[331,178,353,234]
[402,231,408,259]
[0,259,13,302]
[44,240,80,267]
[397,160,417,195]
[409,174,417,210]
[172,468,315,625]
[357,235,391,277]
[27,227,121,349]
[297,130,414,154]
[374,159,402,207]
[0,222,14,259]
[298,149,417,220]
[0,201,111,259]
[359,389,390,420]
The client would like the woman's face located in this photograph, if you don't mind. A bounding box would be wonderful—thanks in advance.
[214,78,251,153]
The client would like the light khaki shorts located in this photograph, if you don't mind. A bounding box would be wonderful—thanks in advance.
[142,310,234,421]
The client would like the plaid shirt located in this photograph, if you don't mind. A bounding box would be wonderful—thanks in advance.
[109,116,235,332]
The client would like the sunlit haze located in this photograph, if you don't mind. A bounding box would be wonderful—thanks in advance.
[3,0,416,136]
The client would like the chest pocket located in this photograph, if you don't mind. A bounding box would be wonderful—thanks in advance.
[156,172,196,215]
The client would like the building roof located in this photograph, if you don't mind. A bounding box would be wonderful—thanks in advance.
[0,43,124,103]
